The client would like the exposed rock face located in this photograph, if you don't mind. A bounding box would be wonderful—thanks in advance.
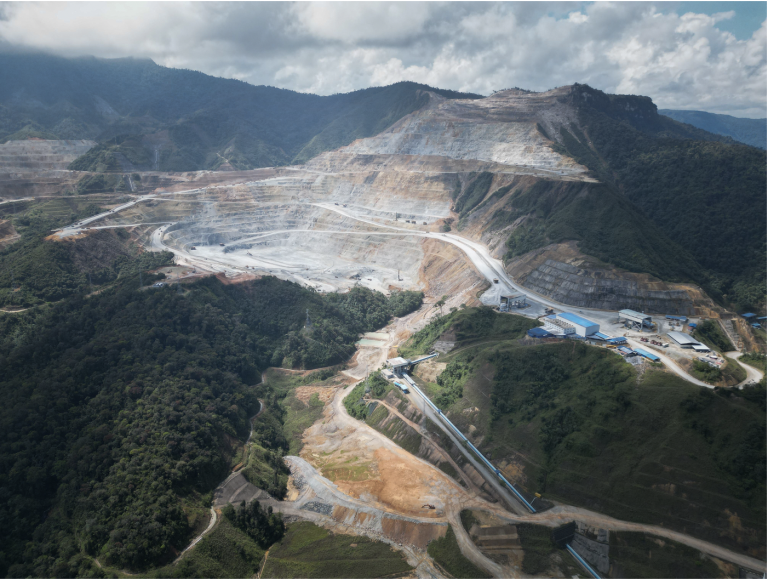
[0,139,96,197]
[506,242,716,315]
[0,139,95,172]
[45,87,717,311]
[338,89,584,174]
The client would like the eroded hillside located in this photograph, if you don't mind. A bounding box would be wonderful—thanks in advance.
[7,84,762,316]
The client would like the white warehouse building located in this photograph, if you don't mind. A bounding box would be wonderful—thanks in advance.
[543,312,600,337]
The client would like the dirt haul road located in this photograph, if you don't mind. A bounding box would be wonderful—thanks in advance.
[67,182,725,390]
[725,351,765,387]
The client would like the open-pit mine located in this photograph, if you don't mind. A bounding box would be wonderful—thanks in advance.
[6,86,764,578]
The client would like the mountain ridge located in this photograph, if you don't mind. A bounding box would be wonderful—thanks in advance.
[660,109,766,149]
[0,52,482,171]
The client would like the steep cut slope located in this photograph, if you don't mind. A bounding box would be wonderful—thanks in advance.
[660,109,766,150]
[0,53,480,171]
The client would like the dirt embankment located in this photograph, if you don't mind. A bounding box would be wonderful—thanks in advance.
[56,229,135,271]
[0,219,20,249]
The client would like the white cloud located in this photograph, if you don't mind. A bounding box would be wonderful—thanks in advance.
[0,1,764,117]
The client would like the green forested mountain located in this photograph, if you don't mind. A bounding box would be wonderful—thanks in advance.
[0,52,480,171]
[660,109,766,150]
[0,271,421,577]
[547,84,767,311]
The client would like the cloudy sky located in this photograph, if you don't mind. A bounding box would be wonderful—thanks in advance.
[0,1,765,117]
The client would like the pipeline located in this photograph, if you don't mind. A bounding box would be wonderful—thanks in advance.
[566,544,601,579]
[401,372,536,513]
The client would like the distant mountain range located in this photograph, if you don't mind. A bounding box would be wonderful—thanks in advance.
[660,109,766,149]
[0,52,480,171]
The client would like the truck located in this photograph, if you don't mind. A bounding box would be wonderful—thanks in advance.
[393,381,409,394]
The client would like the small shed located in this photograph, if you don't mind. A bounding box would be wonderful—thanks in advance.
[666,315,688,322]
[741,313,757,319]
[634,347,660,362]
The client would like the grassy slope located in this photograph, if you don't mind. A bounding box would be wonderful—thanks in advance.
[609,531,726,579]
[403,309,766,558]
[262,521,413,578]
[693,320,734,352]
[151,518,265,579]
[497,179,703,286]
[427,525,491,579]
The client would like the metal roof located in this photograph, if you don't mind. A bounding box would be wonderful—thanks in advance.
[633,347,660,361]
[607,337,627,344]
[667,331,699,345]
[588,332,611,340]
[617,346,634,354]
[741,313,756,318]
[619,309,652,322]
[665,315,688,321]
[558,312,598,328]
[692,344,711,351]
[386,357,409,367]
[528,327,553,338]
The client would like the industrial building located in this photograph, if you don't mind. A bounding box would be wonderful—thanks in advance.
[633,347,660,362]
[555,312,600,338]
[666,331,709,351]
[386,354,438,377]
[543,314,574,336]
[499,293,528,312]
[618,309,653,331]
[528,327,554,338]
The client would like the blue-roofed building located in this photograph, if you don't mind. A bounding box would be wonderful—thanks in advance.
[528,327,554,338]
[587,332,611,341]
[555,312,599,337]
[617,346,635,355]
[741,313,756,319]
[665,315,688,322]
[634,348,660,362]
[607,337,627,345]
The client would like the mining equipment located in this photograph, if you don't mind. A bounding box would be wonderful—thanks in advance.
[493,278,499,284]
[334,202,339,205]
[422,504,436,510]
[219,242,225,246]
[343,204,347,207]
[190,246,197,250]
